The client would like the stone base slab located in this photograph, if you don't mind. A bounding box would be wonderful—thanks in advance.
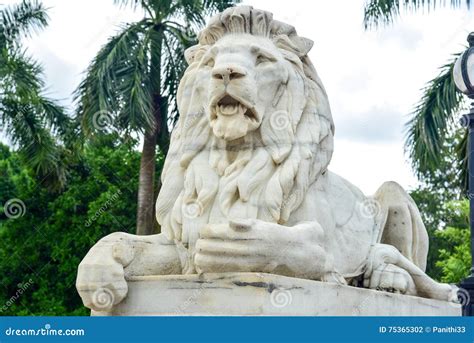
[92,272,461,316]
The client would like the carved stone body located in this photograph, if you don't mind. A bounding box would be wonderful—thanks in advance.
[76,6,457,312]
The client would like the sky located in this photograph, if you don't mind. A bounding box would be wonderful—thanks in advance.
[3,0,474,195]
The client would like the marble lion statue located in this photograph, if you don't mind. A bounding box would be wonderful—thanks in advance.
[76,6,457,312]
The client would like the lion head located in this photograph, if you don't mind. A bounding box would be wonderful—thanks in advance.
[207,33,291,141]
[156,6,334,251]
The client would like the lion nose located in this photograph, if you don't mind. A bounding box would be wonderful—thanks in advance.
[212,66,247,85]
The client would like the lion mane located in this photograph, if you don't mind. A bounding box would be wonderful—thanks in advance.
[156,6,334,252]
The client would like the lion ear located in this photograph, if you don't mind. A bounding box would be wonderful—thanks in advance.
[295,37,313,55]
[184,45,204,65]
[184,46,197,64]
[274,35,313,58]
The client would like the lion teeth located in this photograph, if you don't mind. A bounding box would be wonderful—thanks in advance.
[238,104,247,115]
[218,103,247,116]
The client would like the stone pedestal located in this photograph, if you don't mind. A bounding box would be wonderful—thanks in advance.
[91,273,461,316]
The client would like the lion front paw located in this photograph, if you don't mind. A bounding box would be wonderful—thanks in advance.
[364,263,416,295]
[76,233,134,312]
[194,219,330,280]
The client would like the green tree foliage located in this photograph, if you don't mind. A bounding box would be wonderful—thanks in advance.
[0,0,70,190]
[0,138,162,315]
[409,155,471,284]
[364,0,471,29]
[409,134,463,280]
[411,187,471,283]
[435,201,471,283]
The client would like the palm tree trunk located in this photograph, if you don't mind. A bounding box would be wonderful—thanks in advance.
[136,126,157,235]
[136,93,165,235]
[136,24,164,235]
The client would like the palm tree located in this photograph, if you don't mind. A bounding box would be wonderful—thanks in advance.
[363,0,471,191]
[0,0,70,189]
[75,0,239,235]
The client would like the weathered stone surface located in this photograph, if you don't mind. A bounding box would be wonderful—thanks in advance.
[92,273,461,316]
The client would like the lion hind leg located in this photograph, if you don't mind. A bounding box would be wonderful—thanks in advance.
[373,181,429,271]
[366,244,457,302]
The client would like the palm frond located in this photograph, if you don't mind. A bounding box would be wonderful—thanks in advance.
[113,0,142,8]
[169,0,205,26]
[202,0,239,13]
[119,36,153,132]
[32,95,69,137]
[405,54,466,180]
[364,0,471,29]
[0,0,49,46]
[75,20,155,135]
[1,48,69,136]
[1,47,43,97]
[1,99,66,189]
[0,1,70,190]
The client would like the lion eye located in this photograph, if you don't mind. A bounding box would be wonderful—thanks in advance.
[203,57,215,68]
[256,54,275,66]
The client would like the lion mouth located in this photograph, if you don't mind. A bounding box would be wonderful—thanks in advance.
[217,95,247,116]
[209,93,261,141]
[213,94,258,123]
